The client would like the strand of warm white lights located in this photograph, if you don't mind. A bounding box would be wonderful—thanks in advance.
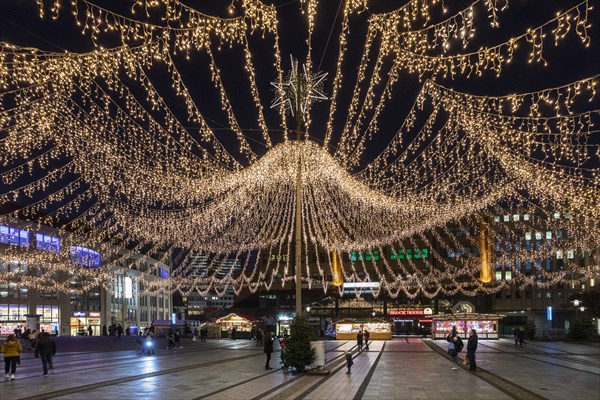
[1,0,598,296]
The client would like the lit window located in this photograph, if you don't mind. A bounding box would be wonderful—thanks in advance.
[505,271,512,280]
[523,214,530,221]
[70,246,101,268]
[535,232,542,240]
[495,271,502,281]
[556,251,563,259]
[525,232,532,240]
[512,214,519,221]
[503,215,510,222]
[564,212,570,219]
[36,233,61,253]
[553,212,560,219]
[494,216,500,222]
[567,250,574,259]
[421,248,429,259]
[0,226,29,248]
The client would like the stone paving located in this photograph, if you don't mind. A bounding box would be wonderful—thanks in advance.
[0,336,598,400]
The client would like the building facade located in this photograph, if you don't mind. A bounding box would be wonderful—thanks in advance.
[0,221,172,336]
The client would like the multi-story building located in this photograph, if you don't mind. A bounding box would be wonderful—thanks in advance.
[0,221,172,336]
[234,210,598,336]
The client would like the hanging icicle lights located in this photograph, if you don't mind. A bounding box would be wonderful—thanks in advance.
[0,0,598,297]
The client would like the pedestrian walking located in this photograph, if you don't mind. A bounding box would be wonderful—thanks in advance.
[467,329,478,371]
[264,332,274,370]
[345,351,353,373]
[88,325,93,336]
[517,328,525,346]
[201,326,207,343]
[29,329,39,350]
[364,329,370,351]
[356,330,363,352]
[35,332,57,376]
[256,328,263,347]
[1,334,23,380]
[174,331,181,348]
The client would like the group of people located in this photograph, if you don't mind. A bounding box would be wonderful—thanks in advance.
[1,331,57,380]
[446,326,478,371]
[356,329,370,352]
[13,328,41,350]
[192,326,208,342]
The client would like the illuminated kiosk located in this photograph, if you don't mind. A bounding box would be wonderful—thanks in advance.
[216,313,254,338]
[432,313,504,339]
[335,318,392,340]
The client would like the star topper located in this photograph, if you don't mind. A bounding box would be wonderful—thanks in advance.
[271,56,328,124]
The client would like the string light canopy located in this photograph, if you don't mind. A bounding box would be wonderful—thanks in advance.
[0,0,598,298]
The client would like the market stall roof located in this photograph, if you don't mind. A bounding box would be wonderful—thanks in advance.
[433,313,506,321]
[334,318,356,324]
[216,313,254,323]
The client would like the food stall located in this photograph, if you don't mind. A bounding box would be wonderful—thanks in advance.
[216,313,254,339]
[432,313,504,339]
[334,318,392,340]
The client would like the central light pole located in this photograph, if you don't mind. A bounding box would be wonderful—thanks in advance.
[294,60,303,317]
[270,57,328,318]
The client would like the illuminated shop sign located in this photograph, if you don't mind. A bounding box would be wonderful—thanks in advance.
[389,309,425,316]
[73,312,87,317]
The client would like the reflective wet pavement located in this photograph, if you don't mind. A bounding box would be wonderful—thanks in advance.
[1,336,598,400]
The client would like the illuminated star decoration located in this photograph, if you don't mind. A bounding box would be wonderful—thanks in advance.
[270,56,328,123]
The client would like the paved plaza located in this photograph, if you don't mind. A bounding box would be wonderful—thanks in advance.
[0,336,598,400]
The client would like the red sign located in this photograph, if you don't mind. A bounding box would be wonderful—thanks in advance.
[418,319,432,323]
[389,309,425,316]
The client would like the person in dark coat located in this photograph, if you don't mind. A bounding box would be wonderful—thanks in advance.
[517,328,525,346]
[264,332,274,370]
[356,330,363,352]
[256,329,264,347]
[363,329,370,351]
[467,329,478,371]
[345,351,353,373]
[34,332,57,376]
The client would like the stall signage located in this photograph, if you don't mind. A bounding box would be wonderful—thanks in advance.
[73,312,87,317]
[89,312,100,317]
[389,309,424,316]
[418,319,432,323]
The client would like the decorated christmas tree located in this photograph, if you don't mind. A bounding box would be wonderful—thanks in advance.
[282,315,316,372]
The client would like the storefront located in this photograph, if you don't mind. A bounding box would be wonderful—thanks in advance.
[432,313,504,339]
[70,311,101,336]
[334,318,392,340]
[216,313,254,338]
[0,303,27,336]
[388,308,433,336]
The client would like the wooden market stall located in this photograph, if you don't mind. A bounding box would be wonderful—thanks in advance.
[334,318,392,340]
[432,313,504,339]
[216,313,254,339]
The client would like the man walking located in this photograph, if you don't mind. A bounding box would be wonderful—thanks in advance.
[34,332,56,376]
[264,332,274,370]
[467,329,478,371]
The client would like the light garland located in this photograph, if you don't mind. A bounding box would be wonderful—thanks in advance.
[0,0,597,297]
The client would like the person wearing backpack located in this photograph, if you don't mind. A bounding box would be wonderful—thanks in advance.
[447,334,463,370]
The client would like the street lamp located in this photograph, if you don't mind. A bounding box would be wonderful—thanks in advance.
[306,306,311,313]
